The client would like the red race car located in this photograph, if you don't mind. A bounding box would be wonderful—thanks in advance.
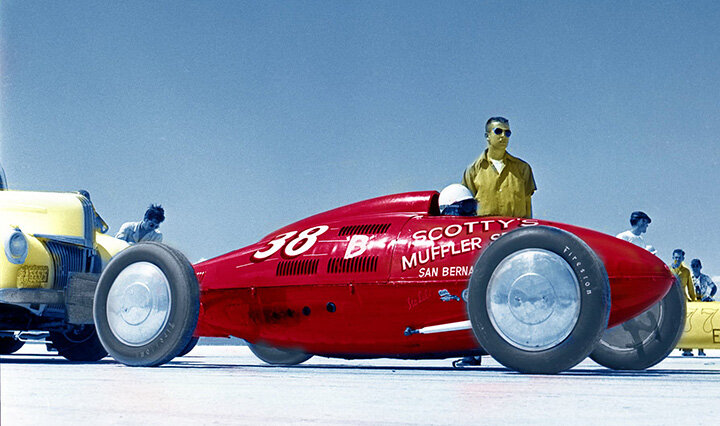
[96,190,684,374]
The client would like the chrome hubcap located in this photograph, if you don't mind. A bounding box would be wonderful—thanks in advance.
[487,249,581,351]
[106,262,171,346]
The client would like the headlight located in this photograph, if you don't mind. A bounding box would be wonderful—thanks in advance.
[5,228,28,264]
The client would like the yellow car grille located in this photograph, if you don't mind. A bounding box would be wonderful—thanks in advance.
[17,265,49,288]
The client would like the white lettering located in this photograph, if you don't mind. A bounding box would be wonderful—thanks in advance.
[419,267,438,278]
[402,253,418,271]
[445,224,462,238]
[498,219,516,229]
[464,221,479,234]
[428,227,443,241]
[344,235,370,259]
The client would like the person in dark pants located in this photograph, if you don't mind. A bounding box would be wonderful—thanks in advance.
[671,249,696,356]
[691,258,717,356]
[454,116,536,368]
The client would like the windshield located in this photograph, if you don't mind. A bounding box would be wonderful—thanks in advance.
[0,164,7,190]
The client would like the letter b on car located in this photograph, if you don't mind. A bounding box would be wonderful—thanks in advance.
[344,235,370,259]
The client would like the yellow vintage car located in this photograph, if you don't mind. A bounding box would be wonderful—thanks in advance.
[677,301,720,350]
[0,166,199,366]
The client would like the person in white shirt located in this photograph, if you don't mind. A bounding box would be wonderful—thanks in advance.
[116,204,165,244]
[691,258,716,302]
[616,211,656,254]
[690,258,716,356]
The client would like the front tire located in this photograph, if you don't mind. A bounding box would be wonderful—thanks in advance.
[94,243,199,367]
[248,342,312,365]
[590,281,685,370]
[0,336,25,354]
[467,226,610,374]
[49,325,108,361]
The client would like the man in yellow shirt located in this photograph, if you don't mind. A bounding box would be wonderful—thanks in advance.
[671,248,697,356]
[671,249,696,301]
[453,117,536,369]
[461,116,536,218]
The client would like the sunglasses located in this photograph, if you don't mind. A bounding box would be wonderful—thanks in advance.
[493,128,511,137]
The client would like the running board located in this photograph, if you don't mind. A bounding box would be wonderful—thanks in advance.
[0,288,64,304]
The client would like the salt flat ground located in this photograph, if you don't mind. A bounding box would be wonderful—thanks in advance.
[2,342,720,425]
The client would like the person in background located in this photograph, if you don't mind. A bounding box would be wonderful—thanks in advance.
[461,116,536,218]
[691,259,717,302]
[616,211,656,254]
[690,258,716,356]
[671,249,696,356]
[116,204,165,244]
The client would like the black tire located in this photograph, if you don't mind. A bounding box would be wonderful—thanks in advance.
[93,242,200,367]
[160,244,200,359]
[49,325,108,362]
[590,281,685,370]
[177,336,200,357]
[0,336,25,354]
[248,342,312,365]
[467,226,610,374]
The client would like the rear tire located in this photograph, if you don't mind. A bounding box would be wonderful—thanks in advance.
[94,243,199,367]
[590,281,685,370]
[49,325,108,362]
[248,342,312,365]
[467,226,610,374]
[0,336,25,354]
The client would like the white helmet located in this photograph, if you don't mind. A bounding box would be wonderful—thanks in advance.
[439,184,477,216]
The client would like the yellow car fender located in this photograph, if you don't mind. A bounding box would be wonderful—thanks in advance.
[0,230,55,289]
[95,233,130,269]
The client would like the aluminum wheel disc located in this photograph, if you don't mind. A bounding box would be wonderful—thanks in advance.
[106,262,171,347]
[487,249,581,351]
[598,303,663,351]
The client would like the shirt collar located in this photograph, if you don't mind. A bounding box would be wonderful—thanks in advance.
[479,149,518,165]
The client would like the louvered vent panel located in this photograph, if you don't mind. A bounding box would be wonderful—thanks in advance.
[276,259,319,276]
[338,223,391,236]
[327,256,379,274]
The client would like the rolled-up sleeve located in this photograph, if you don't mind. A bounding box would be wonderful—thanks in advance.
[115,222,132,242]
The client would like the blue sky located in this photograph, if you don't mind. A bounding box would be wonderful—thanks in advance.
[1,1,719,277]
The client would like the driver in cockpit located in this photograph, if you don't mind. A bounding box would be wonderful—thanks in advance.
[438,184,478,216]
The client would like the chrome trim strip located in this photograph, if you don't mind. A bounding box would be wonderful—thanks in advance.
[75,194,95,248]
[34,234,87,247]
[414,320,471,335]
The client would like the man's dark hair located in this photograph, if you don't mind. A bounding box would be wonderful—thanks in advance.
[144,204,165,223]
[485,116,510,135]
[691,258,702,268]
[673,248,685,257]
[630,211,651,226]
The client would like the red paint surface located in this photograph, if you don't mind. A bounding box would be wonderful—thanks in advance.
[194,191,674,358]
